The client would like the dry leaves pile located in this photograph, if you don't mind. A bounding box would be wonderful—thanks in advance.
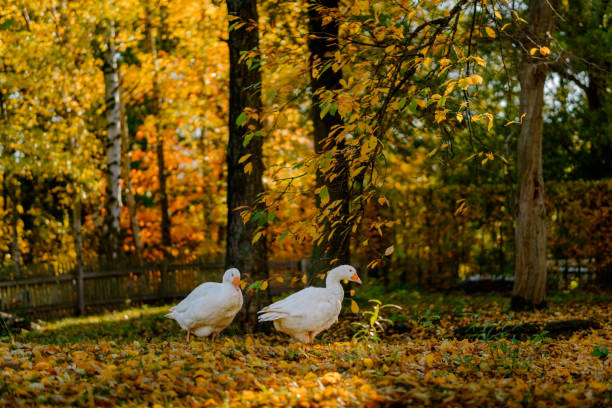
[1,292,610,407]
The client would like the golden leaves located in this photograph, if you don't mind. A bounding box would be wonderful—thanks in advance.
[350,299,360,313]
[530,46,551,56]
[2,296,610,407]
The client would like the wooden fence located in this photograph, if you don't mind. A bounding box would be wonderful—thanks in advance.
[0,260,307,320]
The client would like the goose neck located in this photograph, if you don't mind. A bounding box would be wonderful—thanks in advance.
[325,276,344,298]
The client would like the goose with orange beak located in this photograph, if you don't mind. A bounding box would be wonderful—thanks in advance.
[166,268,243,342]
[258,265,362,343]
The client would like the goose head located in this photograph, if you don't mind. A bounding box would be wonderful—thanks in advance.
[223,268,241,291]
[328,265,362,285]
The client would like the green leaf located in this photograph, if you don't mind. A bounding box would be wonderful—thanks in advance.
[236,112,247,127]
[320,102,331,119]
[319,185,329,201]
[278,231,288,243]
[407,99,417,114]
[243,132,254,147]
[329,103,337,116]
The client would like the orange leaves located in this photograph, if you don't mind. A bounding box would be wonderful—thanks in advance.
[3,294,611,407]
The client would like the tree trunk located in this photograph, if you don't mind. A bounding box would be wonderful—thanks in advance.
[119,68,144,264]
[307,0,350,279]
[145,0,172,257]
[73,198,85,315]
[10,189,22,278]
[226,0,268,330]
[101,22,122,262]
[512,0,558,310]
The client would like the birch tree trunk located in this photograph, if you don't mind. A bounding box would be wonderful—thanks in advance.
[144,0,172,256]
[512,0,558,310]
[307,0,351,279]
[119,69,144,264]
[226,0,268,330]
[101,21,122,262]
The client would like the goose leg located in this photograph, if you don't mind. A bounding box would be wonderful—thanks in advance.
[186,329,191,342]
[211,332,216,343]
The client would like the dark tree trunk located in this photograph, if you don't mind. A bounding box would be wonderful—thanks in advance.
[226,0,268,330]
[145,0,172,257]
[512,0,558,311]
[119,69,144,265]
[10,186,22,277]
[307,0,350,279]
[73,198,85,315]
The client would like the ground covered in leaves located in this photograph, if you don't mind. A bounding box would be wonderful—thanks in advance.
[1,288,610,407]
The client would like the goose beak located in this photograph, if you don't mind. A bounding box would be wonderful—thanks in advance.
[351,273,362,284]
[233,277,240,290]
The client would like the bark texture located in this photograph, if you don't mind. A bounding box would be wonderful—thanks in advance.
[226,0,268,329]
[307,0,350,278]
[512,0,558,310]
[119,69,144,264]
[145,0,172,256]
[101,22,122,262]
[73,198,85,315]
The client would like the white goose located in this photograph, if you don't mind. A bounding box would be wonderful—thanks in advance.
[258,265,361,343]
[166,268,243,342]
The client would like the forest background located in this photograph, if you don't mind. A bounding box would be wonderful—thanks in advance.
[0,0,610,309]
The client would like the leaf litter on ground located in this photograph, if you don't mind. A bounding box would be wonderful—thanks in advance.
[0,290,610,407]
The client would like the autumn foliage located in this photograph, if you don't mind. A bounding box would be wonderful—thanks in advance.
[2,291,611,407]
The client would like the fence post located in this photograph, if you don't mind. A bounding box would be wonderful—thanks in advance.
[160,259,168,298]
[75,263,85,316]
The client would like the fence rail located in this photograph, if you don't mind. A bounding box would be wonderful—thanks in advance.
[0,260,306,320]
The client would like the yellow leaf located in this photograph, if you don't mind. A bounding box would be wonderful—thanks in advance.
[384,245,394,256]
[350,289,355,296]
[238,154,251,164]
[321,372,342,385]
[485,27,496,38]
[530,47,538,55]
[350,299,359,313]
[260,280,268,291]
[251,230,262,244]
[275,276,284,283]
[590,381,608,392]
[244,162,253,175]
[539,46,550,56]
[472,74,483,84]
[302,274,307,284]
[456,112,463,122]
[444,81,456,96]
[363,358,374,368]
[414,98,427,108]
[473,56,487,66]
